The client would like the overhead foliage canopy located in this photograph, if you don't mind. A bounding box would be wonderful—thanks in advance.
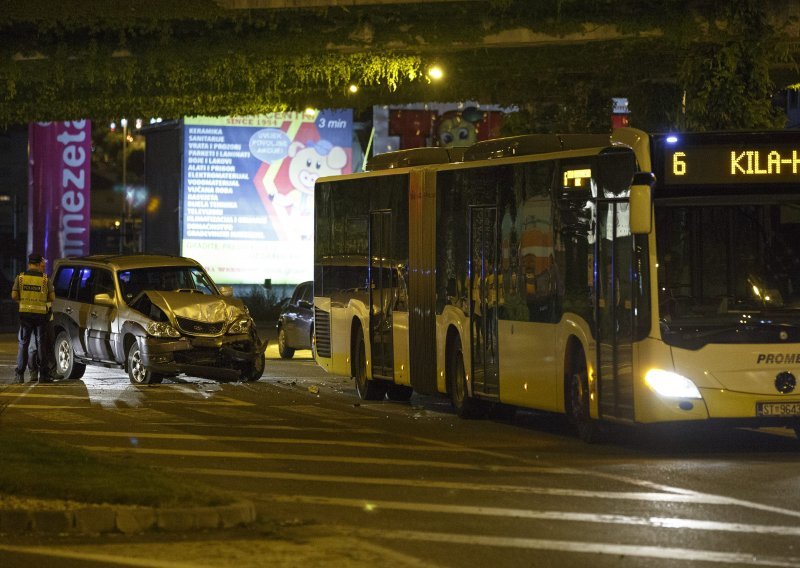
[1,0,797,131]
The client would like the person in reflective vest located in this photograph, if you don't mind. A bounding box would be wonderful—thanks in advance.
[11,253,55,383]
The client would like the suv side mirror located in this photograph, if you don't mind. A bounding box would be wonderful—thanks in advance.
[298,300,312,309]
[94,293,115,307]
[629,172,655,235]
[218,286,233,297]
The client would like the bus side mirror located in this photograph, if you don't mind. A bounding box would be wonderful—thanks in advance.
[629,172,654,235]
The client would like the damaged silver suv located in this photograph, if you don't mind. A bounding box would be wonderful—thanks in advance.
[51,254,265,384]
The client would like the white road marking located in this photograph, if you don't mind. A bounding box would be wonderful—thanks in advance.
[176,467,757,505]
[20,409,104,424]
[79,445,570,472]
[350,527,800,567]
[77,445,800,516]
[160,422,383,434]
[35,428,501,453]
[405,434,800,519]
[0,545,208,568]
[268,494,800,537]
[0,389,252,406]
[0,392,90,399]
[2,398,251,409]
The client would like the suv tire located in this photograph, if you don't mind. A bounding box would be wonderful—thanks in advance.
[244,351,266,381]
[127,341,164,385]
[54,331,86,380]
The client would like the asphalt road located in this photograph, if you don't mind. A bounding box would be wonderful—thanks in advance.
[2,335,800,567]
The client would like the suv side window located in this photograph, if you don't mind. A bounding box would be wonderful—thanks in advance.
[75,268,96,303]
[94,269,116,299]
[54,266,77,299]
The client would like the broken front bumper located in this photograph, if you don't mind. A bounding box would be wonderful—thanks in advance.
[138,333,264,381]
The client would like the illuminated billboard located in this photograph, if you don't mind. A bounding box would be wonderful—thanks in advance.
[28,121,92,267]
[182,111,353,284]
[372,102,512,153]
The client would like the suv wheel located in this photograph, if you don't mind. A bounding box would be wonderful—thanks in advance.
[244,351,266,381]
[54,331,86,380]
[127,341,163,385]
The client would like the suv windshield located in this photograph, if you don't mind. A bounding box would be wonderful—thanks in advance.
[656,201,800,348]
[117,266,218,302]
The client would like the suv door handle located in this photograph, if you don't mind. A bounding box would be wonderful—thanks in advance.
[90,311,98,318]
[65,307,73,314]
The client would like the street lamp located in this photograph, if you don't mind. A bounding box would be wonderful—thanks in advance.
[427,65,444,81]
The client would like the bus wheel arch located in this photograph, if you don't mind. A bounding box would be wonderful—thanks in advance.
[564,336,603,443]
[446,326,483,419]
[444,326,459,394]
[351,319,386,401]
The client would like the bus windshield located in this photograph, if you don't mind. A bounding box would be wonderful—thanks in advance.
[656,201,800,348]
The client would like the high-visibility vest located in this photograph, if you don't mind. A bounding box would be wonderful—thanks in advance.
[18,271,49,315]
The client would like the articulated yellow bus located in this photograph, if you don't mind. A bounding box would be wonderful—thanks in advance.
[313,128,800,440]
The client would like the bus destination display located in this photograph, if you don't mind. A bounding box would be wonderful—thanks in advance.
[664,144,800,185]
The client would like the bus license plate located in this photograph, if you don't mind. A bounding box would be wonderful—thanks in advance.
[757,402,800,417]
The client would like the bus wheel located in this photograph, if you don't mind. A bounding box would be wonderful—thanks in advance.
[568,367,603,443]
[353,328,387,401]
[450,347,483,419]
[387,383,413,402]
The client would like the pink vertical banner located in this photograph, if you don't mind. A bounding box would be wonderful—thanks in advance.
[28,120,92,267]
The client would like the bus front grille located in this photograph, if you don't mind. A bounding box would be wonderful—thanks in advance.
[314,308,331,358]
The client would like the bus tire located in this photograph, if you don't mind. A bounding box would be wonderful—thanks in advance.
[567,360,603,443]
[450,346,483,419]
[387,383,413,402]
[353,327,387,401]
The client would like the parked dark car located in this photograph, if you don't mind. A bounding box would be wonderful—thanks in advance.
[51,254,265,384]
[276,281,313,359]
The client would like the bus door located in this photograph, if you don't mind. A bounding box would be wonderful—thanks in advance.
[595,198,634,421]
[370,210,394,379]
[469,205,499,396]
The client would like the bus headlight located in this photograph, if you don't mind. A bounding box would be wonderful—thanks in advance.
[644,369,702,399]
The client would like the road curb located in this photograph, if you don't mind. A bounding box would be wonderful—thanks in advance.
[0,500,256,535]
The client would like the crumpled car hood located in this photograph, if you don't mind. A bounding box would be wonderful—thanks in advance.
[144,291,246,322]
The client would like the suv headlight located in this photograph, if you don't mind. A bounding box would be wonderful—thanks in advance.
[644,369,702,399]
[146,321,181,338]
[227,318,251,335]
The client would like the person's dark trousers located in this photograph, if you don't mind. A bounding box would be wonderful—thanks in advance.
[16,314,50,380]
